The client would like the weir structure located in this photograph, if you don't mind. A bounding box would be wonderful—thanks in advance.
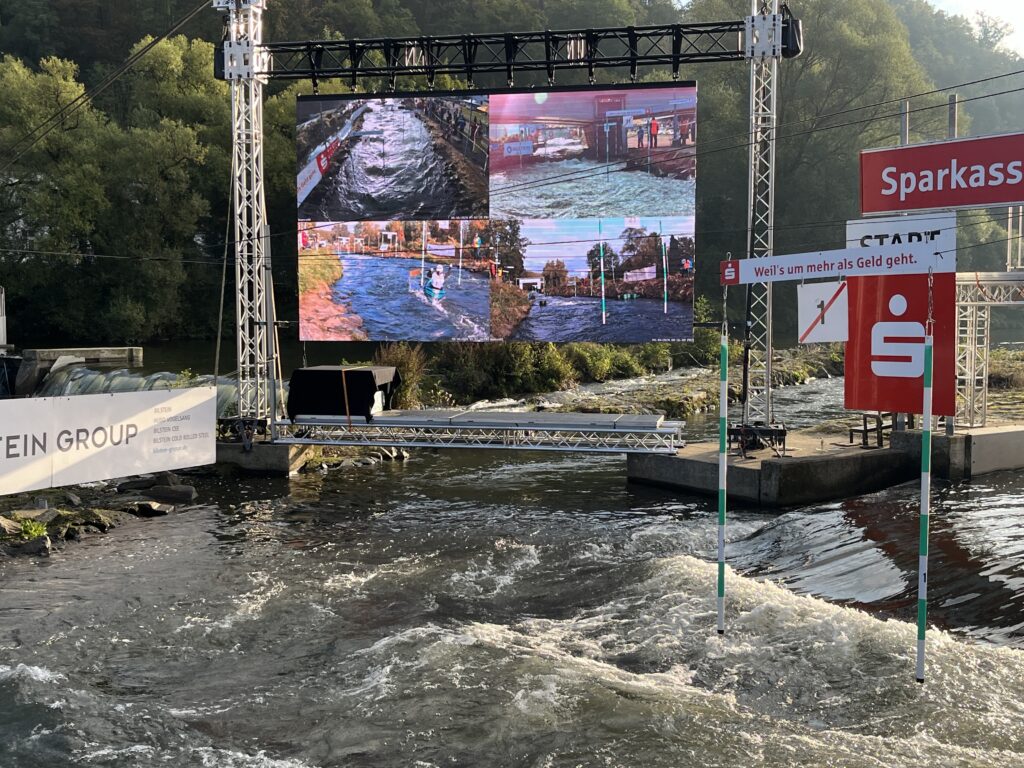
[212,0,800,450]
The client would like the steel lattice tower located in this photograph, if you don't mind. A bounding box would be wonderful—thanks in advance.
[215,0,275,423]
[743,1,782,424]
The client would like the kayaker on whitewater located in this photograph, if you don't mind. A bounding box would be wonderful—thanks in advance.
[424,265,447,301]
[430,265,446,291]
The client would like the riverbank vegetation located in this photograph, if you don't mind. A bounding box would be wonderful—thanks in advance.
[297,249,344,295]
[370,338,846,417]
[490,281,531,339]
[0,1,1021,345]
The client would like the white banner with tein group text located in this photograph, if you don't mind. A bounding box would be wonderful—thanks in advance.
[0,388,217,496]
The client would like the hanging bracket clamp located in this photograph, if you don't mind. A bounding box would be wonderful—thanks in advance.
[744,13,783,59]
[306,44,323,94]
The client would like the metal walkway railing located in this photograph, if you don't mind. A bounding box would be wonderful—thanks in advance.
[273,410,685,454]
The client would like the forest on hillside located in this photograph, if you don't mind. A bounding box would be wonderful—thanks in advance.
[0,0,1021,344]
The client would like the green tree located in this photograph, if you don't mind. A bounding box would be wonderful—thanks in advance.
[486,218,529,281]
[542,259,568,289]
[585,241,618,281]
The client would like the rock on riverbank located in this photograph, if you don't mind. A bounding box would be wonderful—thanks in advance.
[0,473,205,559]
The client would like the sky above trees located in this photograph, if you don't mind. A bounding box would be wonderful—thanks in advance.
[928,0,1022,55]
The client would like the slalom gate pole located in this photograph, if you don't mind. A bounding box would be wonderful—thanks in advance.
[458,221,464,286]
[420,221,426,286]
[917,271,935,683]
[600,219,607,324]
[718,286,728,635]
[661,220,668,314]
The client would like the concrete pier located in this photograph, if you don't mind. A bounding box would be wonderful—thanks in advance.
[891,425,1024,481]
[217,442,312,476]
[628,425,1024,508]
[627,432,916,508]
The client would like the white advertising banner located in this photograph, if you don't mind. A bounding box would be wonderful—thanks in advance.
[0,387,216,496]
[846,213,956,253]
[797,281,848,344]
[719,243,955,286]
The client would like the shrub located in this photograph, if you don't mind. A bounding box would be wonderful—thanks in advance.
[531,343,577,391]
[636,342,671,372]
[18,519,47,540]
[609,347,645,378]
[373,342,428,409]
[562,343,614,382]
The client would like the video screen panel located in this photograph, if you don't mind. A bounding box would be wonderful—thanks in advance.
[296,84,697,342]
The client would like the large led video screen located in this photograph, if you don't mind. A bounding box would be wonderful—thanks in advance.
[297,84,697,342]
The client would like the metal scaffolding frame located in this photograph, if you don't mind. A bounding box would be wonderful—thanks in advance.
[264,23,745,84]
[743,0,781,425]
[956,271,1024,427]
[215,0,276,424]
[214,3,788,440]
[275,412,685,454]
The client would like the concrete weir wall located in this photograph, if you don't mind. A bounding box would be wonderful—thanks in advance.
[627,448,917,508]
[629,425,1024,508]
[891,426,1024,481]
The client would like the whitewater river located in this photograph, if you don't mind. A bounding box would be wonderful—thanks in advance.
[332,255,490,342]
[3,379,1024,766]
[512,294,693,342]
[304,103,484,221]
[491,159,696,219]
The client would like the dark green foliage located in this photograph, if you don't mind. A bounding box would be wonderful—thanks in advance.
[373,342,428,408]
[0,0,1021,346]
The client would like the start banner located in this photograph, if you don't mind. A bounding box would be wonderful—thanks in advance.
[861,132,1024,215]
[0,388,217,496]
[719,244,954,286]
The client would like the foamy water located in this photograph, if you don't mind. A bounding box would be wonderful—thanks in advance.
[1,444,1022,767]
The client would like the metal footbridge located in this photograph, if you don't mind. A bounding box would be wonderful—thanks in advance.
[273,410,685,454]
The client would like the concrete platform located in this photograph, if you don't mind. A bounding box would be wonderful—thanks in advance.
[217,441,312,476]
[629,424,1024,507]
[892,425,1024,481]
[627,432,916,508]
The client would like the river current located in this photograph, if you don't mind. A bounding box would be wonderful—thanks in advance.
[3,380,1024,766]
[332,255,490,342]
[491,159,696,220]
[512,294,693,342]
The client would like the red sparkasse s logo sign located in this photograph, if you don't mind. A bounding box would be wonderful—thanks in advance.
[861,132,1024,215]
[720,259,739,285]
[844,273,955,416]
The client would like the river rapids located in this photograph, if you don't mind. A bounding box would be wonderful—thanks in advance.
[2,381,1024,767]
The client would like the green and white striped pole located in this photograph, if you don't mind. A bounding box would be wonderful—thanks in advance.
[599,219,607,324]
[916,333,934,682]
[718,301,728,635]
[661,220,669,314]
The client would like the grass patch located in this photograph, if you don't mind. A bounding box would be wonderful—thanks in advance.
[490,281,531,339]
[298,249,344,294]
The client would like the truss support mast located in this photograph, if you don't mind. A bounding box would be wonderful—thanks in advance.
[743,1,783,425]
[214,0,275,425]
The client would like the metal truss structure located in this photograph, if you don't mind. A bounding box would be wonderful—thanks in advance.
[263,23,744,85]
[274,412,685,454]
[215,3,790,446]
[215,0,276,423]
[743,0,782,425]
[956,271,1024,427]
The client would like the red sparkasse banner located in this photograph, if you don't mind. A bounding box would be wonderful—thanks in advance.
[845,273,955,416]
[861,132,1024,215]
